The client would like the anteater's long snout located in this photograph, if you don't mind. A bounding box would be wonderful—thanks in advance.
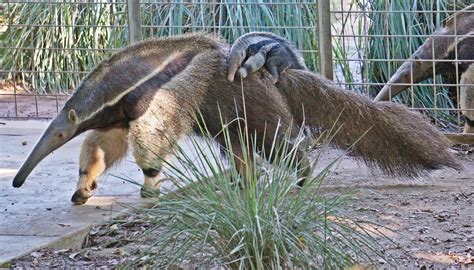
[376,58,439,102]
[12,112,77,188]
[12,135,52,187]
[374,60,424,101]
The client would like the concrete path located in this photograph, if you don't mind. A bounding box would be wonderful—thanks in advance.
[0,120,219,264]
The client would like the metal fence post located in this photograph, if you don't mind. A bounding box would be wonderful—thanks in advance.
[127,0,142,44]
[317,0,333,80]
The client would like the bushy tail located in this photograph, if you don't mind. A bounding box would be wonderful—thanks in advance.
[279,70,461,177]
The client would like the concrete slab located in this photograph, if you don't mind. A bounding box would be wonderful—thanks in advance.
[0,235,57,262]
[0,120,221,263]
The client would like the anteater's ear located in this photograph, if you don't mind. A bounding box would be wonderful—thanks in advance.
[68,109,79,124]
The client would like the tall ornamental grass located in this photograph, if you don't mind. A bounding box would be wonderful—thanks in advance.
[1,1,319,94]
[1,2,128,94]
[115,111,392,268]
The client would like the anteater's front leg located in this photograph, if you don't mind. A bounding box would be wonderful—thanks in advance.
[128,92,191,197]
[71,128,129,205]
[129,122,183,197]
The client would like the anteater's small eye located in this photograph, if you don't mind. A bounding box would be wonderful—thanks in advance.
[55,130,65,139]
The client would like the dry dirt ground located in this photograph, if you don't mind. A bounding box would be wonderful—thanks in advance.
[0,82,68,119]
[1,89,473,269]
[4,149,473,269]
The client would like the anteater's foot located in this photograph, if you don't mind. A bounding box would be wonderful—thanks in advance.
[464,120,474,134]
[71,189,92,205]
[297,178,306,187]
[140,186,160,198]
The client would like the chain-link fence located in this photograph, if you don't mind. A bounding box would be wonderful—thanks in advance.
[331,0,473,133]
[1,1,321,119]
[1,1,473,134]
[1,1,129,119]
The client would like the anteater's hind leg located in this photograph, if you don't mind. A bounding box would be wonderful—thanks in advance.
[216,123,312,188]
[295,146,312,187]
[258,127,313,187]
[71,128,129,205]
[229,140,256,186]
[224,139,309,188]
[265,63,280,84]
[460,68,474,134]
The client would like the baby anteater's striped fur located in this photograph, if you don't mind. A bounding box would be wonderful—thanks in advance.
[238,41,303,84]
[227,32,307,82]
[13,32,461,205]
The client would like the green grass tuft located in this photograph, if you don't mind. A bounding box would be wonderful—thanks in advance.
[115,112,392,268]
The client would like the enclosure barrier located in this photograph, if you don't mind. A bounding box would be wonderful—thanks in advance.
[1,0,472,142]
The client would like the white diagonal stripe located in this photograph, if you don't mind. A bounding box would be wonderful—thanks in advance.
[79,52,183,124]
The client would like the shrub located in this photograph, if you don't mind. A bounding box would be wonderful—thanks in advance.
[117,113,391,268]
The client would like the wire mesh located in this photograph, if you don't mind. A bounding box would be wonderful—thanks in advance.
[1,0,472,134]
[0,1,319,119]
[1,0,128,119]
[330,0,473,132]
